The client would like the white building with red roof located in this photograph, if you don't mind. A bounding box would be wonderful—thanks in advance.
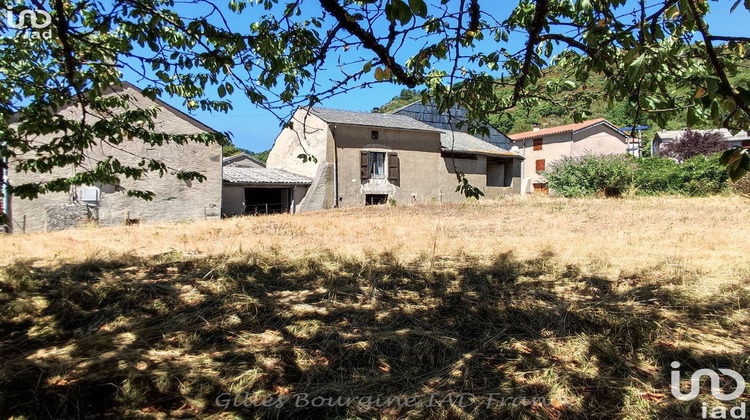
[508,119,629,194]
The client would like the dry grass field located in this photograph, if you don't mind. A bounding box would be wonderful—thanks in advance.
[1,196,749,419]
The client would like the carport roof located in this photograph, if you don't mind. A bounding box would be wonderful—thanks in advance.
[223,167,312,185]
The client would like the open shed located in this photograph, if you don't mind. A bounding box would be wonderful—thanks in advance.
[221,167,311,216]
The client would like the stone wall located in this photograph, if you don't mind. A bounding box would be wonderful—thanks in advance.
[43,203,96,232]
[7,84,223,233]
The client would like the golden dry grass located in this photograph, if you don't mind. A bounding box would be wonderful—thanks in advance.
[2,195,748,292]
[0,196,749,419]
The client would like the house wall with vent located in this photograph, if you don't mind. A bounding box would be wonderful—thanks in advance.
[333,125,444,207]
[6,84,222,232]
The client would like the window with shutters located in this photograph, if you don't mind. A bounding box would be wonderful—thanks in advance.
[533,138,543,151]
[535,159,545,172]
[369,152,386,179]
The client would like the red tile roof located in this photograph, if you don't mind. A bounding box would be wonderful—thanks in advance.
[508,118,623,141]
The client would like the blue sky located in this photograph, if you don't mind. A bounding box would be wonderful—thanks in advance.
[124,0,750,153]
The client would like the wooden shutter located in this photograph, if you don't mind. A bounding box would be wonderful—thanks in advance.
[533,138,543,151]
[387,152,400,183]
[535,159,545,172]
[360,151,369,180]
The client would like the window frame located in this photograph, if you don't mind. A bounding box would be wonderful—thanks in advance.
[368,151,386,179]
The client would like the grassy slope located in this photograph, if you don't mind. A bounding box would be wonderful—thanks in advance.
[1,197,749,419]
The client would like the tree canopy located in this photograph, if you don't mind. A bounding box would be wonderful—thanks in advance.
[2,0,750,218]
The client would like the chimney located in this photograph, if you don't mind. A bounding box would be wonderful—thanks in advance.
[532,123,541,132]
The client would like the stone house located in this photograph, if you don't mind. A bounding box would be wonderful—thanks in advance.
[508,119,629,194]
[4,82,223,233]
[265,107,522,211]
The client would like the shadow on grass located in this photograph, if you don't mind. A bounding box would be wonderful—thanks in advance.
[0,250,748,419]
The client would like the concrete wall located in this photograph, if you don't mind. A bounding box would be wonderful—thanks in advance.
[297,163,335,212]
[441,155,521,200]
[487,159,505,187]
[440,155,486,202]
[571,124,628,155]
[7,84,222,232]
[221,185,246,217]
[266,109,333,179]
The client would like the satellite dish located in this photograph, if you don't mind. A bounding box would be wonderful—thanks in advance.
[510,146,519,153]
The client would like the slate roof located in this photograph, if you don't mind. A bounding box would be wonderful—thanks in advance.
[509,118,627,141]
[388,101,513,148]
[223,167,312,185]
[222,153,266,167]
[309,107,440,132]
[440,131,520,158]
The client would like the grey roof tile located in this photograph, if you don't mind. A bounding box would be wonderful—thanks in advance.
[440,131,520,158]
[309,107,440,132]
[223,167,312,185]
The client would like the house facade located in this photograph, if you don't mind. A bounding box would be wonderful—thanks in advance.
[508,119,629,193]
[5,83,223,232]
[266,107,522,211]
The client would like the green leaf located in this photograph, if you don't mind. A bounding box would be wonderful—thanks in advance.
[363,61,372,73]
[386,0,413,25]
[218,85,226,98]
[686,107,700,127]
[408,0,428,18]
[719,148,741,165]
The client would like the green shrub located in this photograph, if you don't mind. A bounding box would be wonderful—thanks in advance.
[544,154,636,197]
[544,153,729,197]
[633,157,683,194]
[678,154,729,196]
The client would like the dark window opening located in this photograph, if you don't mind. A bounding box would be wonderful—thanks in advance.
[244,188,290,215]
[371,130,379,140]
[533,138,543,151]
[365,194,388,206]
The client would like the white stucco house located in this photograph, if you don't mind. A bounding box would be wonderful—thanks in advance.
[508,119,630,194]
